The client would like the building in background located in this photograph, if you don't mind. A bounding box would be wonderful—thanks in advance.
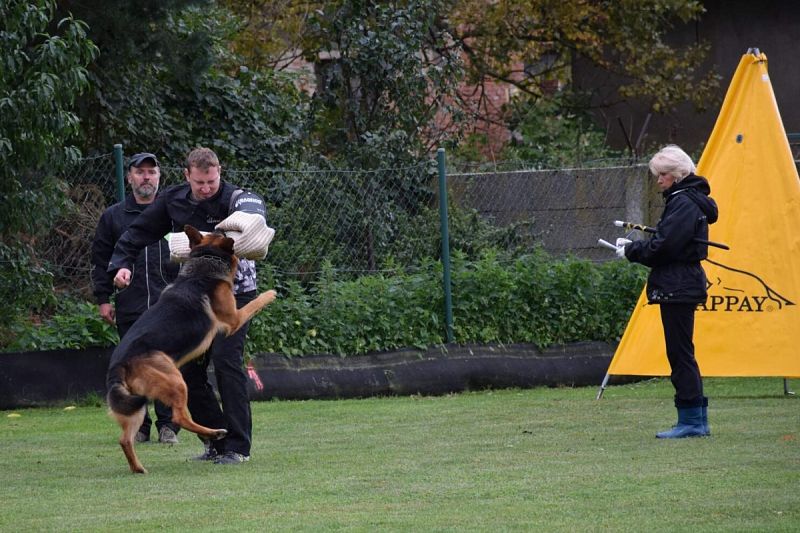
[573,0,800,156]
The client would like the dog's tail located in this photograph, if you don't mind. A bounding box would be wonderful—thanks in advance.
[106,365,147,415]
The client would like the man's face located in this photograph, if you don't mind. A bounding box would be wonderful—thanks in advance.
[128,163,160,199]
[184,165,221,201]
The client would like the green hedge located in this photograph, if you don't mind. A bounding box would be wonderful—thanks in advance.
[7,298,118,352]
[247,251,647,356]
[4,252,647,356]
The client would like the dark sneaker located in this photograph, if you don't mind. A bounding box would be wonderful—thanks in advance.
[213,452,250,465]
[158,426,179,444]
[135,430,150,443]
[190,440,218,461]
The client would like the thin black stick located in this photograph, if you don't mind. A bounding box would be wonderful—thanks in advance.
[613,220,730,250]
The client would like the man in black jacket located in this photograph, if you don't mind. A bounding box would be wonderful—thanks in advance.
[108,147,268,465]
[91,152,180,444]
[620,145,718,439]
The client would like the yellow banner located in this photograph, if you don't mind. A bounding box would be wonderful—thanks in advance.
[608,52,800,377]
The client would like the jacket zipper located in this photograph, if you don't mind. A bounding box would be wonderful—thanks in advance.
[145,246,151,309]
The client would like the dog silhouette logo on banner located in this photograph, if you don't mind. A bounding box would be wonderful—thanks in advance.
[700,259,794,313]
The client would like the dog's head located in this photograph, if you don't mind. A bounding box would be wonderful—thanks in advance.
[185,225,236,259]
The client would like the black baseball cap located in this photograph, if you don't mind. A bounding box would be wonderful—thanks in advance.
[128,152,159,169]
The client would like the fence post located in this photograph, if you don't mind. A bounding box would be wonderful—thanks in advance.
[437,148,454,343]
[113,144,125,202]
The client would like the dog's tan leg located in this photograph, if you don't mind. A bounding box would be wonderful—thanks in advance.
[112,407,147,474]
[167,381,228,441]
[230,289,277,334]
[172,404,228,441]
[132,354,228,441]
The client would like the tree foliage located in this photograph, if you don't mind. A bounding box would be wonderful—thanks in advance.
[500,93,624,168]
[443,0,720,114]
[223,0,466,166]
[301,0,465,167]
[223,0,720,160]
[219,0,319,71]
[0,0,97,238]
[0,0,97,340]
[58,0,307,169]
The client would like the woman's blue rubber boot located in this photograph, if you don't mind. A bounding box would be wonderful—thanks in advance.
[656,406,706,439]
[701,397,710,436]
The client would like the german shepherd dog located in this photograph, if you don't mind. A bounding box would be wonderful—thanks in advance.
[106,226,276,473]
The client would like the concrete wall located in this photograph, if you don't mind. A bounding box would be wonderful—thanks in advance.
[449,164,657,260]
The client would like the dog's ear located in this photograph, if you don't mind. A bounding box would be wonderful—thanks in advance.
[219,236,235,255]
[184,225,203,248]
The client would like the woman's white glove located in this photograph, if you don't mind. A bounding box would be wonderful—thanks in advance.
[615,238,632,258]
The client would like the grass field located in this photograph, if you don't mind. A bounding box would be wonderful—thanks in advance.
[1,378,797,531]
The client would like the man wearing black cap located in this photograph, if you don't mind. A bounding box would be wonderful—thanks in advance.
[91,152,181,444]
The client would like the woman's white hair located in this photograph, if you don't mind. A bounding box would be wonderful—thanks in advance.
[648,145,696,181]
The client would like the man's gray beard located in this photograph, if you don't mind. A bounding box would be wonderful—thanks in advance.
[135,184,156,199]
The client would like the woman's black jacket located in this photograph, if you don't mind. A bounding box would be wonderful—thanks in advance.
[624,174,719,305]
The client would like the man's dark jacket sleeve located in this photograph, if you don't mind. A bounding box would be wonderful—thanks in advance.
[107,193,172,273]
[91,208,117,304]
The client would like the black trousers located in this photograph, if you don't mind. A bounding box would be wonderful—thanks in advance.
[659,303,704,407]
[182,291,255,456]
[117,320,177,435]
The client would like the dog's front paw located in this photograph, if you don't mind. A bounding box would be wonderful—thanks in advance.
[260,290,277,304]
[211,429,228,441]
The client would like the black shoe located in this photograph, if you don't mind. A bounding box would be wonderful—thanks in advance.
[190,441,218,461]
[213,451,250,465]
[135,430,150,443]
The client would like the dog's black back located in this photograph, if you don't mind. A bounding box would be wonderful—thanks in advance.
[105,225,279,474]
[106,247,236,408]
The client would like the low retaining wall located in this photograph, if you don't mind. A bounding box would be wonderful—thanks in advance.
[248,342,615,400]
[0,342,617,409]
[0,346,111,410]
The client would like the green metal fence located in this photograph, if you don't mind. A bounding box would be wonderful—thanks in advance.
[41,147,651,323]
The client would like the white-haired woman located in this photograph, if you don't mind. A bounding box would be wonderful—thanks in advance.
[619,145,718,438]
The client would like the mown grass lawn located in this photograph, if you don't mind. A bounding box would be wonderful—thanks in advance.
[1,378,797,532]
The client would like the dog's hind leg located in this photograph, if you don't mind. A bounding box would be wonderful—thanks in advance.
[167,378,228,441]
[111,407,147,474]
[132,353,228,441]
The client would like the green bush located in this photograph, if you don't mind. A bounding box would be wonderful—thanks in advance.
[1,242,58,346]
[448,250,645,347]
[3,253,646,355]
[7,297,118,352]
[247,261,445,357]
[500,93,624,168]
[246,252,647,356]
